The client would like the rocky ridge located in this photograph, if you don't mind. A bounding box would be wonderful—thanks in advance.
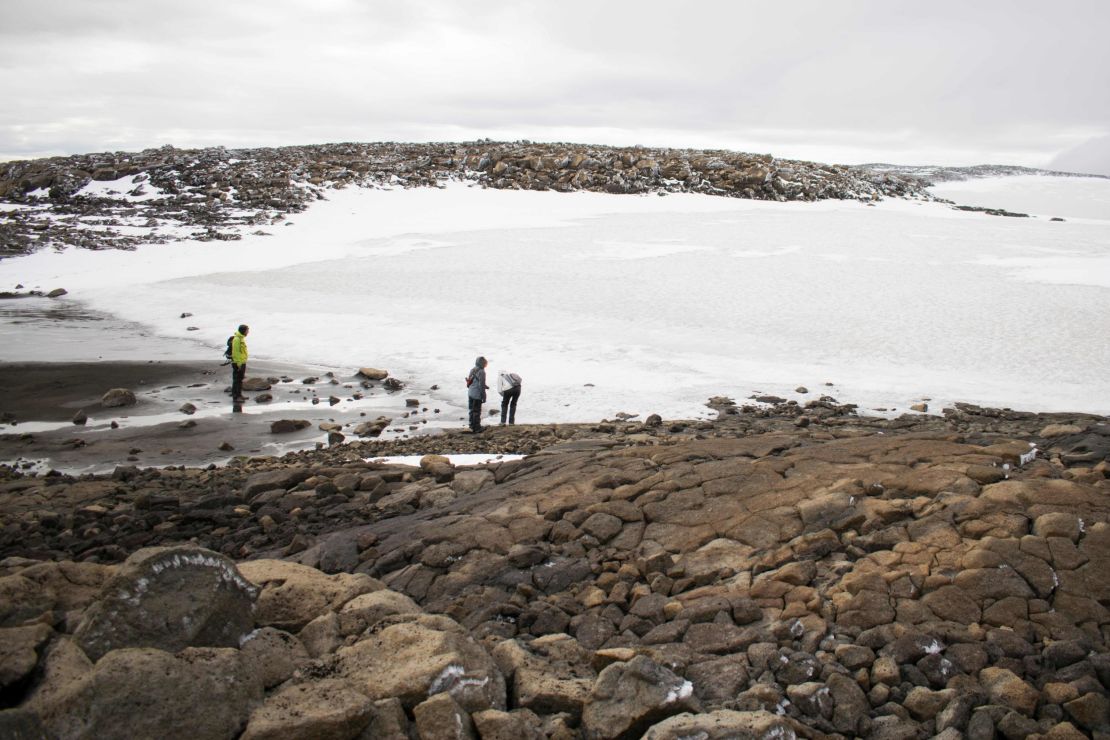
[0,141,932,257]
[2,398,1109,738]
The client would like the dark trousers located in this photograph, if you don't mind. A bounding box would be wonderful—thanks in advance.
[468,397,483,431]
[231,363,246,398]
[500,386,521,424]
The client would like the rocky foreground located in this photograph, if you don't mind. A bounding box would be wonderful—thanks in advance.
[1,398,1109,739]
[0,141,931,256]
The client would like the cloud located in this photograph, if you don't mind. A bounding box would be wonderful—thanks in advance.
[1049,135,1110,177]
[1,0,1108,167]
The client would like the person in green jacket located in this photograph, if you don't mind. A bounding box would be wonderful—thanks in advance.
[230,324,249,402]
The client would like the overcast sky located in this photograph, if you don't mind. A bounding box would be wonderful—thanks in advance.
[2,0,1108,173]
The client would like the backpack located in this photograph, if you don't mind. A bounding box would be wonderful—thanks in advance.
[224,336,234,360]
[498,372,521,393]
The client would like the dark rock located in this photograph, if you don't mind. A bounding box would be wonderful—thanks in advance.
[73,546,257,661]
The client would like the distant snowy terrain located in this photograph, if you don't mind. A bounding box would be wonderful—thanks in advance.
[2,175,1109,420]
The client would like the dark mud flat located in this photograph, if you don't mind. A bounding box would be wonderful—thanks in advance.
[0,361,457,474]
[0,361,217,422]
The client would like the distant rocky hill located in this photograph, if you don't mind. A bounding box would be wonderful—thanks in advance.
[860,162,1110,184]
[0,141,931,257]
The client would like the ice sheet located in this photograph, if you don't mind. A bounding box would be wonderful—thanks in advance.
[2,179,1109,420]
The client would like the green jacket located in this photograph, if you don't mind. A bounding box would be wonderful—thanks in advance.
[231,331,248,366]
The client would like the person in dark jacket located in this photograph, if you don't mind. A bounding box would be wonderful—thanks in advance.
[497,370,522,425]
[466,356,488,433]
[230,324,249,403]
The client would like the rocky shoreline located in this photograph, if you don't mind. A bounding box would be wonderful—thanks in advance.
[0,141,933,257]
[2,396,1109,738]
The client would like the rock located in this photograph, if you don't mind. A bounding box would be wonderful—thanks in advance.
[910,402,928,412]
[101,388,136,408]
[335,614,506,712]
[270,419,311,434]
[0,707,45,739]
[73,546,258,661]
[414,691,475,739]
[244,468,311,496]
[218,441,234,451]
[358,368,389,380]
[242,377,272,391]
[472,708,545,740]
[383,378,404,391]
[582,655,699,739]
[640,710,794,739]
[239,627,310,689]
[71,409,87,425]
[46,288,67,298]
[795,386,809,394]
[0,623,52,690]
[30,647,262,740]
[255,393,273,403]
[827,672,869,734]
[354,417,391,437]
[1064,692,1110,732]
[297,612,342,659]
[179,402,196,415]
[1040,423,1084,437]
[240,678,373,740]
[980,666,1040,716]
[338,590,422,635]
[237,559,383,632]
[492,638,592,719]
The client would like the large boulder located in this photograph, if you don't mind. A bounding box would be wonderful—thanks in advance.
[582,655,700,740]
[31,647,262,740]
[74,547,257,662]
[240,679,373,740]
[358,368,389,380]
[336,614,506,712]
[641,710,796,739]
[0,624,52,691]
[100,388,136,408]
[237,560,384,632]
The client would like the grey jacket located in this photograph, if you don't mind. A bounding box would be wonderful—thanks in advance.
[467,358,487,400]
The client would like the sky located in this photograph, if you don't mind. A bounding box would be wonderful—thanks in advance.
[1,0,1108,173]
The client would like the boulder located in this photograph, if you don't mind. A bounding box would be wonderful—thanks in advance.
[582,655,700,739]
[244,468,311,497]
[100,388,136,408]
[237,559,384,632]
[354,417,391,437]
[980,667,1040,716]
[338,590,422,635]
[71,409,87,425]
[358,368,389,380]
[239,627,310,689]
[240,679,373,740]
[640,710,794,739]
[73,546,258,661]
[335,614,506,712]
[413,692,475,739]
[46,288,68,298]
[31,647,262,740]
[270,419,311,434]
[0,574,56,627]
[242,377,272,391]
[0,623,52,691]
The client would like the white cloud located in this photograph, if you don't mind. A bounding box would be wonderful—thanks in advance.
[1,0,1107,169]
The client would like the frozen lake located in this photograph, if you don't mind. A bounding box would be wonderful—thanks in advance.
[2,176,1109,421]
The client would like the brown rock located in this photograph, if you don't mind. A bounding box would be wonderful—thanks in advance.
[241,679,373,740]
[980,666,1039,716]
